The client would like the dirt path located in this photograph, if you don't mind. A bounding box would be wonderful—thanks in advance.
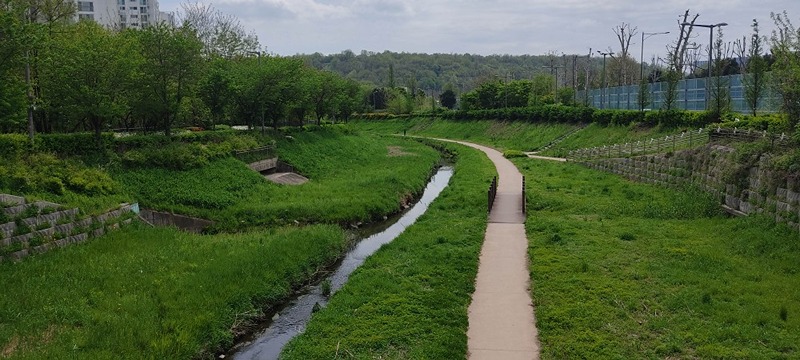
[433,138,540,360]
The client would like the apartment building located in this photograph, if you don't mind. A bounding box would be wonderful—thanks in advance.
[75,0,175,29]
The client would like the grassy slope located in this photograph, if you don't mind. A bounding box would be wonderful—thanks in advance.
[116,129,439,230]
[282,142,495,359]
[0,224,349,359]
[543,123,678,157]
[517,158,800,359]
[351,118,576,151]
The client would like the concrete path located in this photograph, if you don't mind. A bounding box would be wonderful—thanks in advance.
[433,139,540,360]
[524,153,568,162]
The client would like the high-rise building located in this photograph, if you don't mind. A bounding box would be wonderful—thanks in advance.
[74,0,174,29]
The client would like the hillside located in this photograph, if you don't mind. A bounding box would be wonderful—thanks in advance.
[294,50,603,93]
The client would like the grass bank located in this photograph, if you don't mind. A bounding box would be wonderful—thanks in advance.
[351,118,576,152]
[281,141,495,359]
[542,123,679,157]
[116,128,440,230]
[517,158,800,358]
[0,223,349,358]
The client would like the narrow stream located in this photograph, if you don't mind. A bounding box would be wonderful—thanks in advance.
[228,166,454,360]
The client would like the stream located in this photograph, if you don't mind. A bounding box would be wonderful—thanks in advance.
[227,166,455,360]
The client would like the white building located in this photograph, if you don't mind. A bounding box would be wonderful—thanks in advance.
[75,0,172,29]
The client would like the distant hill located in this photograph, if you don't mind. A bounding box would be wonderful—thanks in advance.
[293,50,602,94]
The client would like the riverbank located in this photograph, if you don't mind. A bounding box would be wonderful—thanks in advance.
[282,141,495,359]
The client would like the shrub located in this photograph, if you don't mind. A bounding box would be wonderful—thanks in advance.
[503,150,527,158]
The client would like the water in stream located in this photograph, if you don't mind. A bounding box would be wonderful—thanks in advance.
[229,166,454,360]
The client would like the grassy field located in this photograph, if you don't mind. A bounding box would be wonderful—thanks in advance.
[115,128,440,230]
[517,158,800,359]
[351,118,577,152]
[0,224,349,359]
[281,141,495,359]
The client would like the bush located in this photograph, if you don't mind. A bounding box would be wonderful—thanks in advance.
[0,134,30,160]
[503,150,527,158]
[38,132,113,157]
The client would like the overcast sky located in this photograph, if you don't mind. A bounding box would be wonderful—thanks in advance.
[159,0,800,62]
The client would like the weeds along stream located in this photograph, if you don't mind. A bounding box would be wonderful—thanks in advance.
[227,166,454,360]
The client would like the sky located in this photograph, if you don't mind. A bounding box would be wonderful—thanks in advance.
[158,0,800,63]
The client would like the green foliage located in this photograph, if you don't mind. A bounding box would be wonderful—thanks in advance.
[717,113,790,132]
[770,11,800,129]
[352,117,577,152]
[0,151,125,214]
[116,129,439,230]
[283,142,494,359]
[0,133,29,159]
[502,149,527,158]
[520,159,800,359]
[0,223,349,358]
[439,89,457,109]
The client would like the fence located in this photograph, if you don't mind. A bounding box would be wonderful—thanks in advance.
[577,73,782,114]
[567,127,792,161]
[521,176,526,215]
[487,176,497,213]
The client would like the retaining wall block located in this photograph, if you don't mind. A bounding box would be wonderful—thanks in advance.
[0,194,25,206]
[3,204,27,216]
[788,190,800,206]
[92,228,105,238]
[11,249,29,261]
[777,188,789,202]
[34,228,55,238]
[54,223,74,235]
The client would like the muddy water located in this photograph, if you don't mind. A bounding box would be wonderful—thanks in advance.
[228,166,454,360]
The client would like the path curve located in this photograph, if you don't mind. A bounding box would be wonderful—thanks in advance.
[432,138,540,360]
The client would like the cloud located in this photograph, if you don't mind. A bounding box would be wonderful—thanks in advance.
[159,0,800,56]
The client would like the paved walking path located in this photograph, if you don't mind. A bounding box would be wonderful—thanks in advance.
[433,139,540,360]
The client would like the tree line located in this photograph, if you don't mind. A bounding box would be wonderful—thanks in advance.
[0,1,363,140]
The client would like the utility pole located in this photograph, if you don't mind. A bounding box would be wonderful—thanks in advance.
[597,50,614,109]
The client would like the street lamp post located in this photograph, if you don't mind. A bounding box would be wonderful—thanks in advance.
[683,22,728,110]
[640,31,670,111]
[597,50,614,109]
[247,51,266,133]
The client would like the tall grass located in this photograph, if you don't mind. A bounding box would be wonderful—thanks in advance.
[0,224,349,358]
[282,142,495,359]
[517,158,800,358]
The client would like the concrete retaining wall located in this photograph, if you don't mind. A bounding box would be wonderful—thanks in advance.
[139,209,213,233]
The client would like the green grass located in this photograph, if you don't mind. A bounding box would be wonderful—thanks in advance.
[0,223,349,359]
[543,123,679,157]
[351,118,577,152]
[115,128,440,230]
[281,141,495,359]
[516,158,800,359]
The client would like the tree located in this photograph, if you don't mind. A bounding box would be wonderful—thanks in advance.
[637,78,650,111]
[709,27,731,118]
[309,70,340,125]
[612,22,638,85]
[770,11,800,129]
[197,57,233,129]
[40,21,139,140]
[668,10,700,76]
[0,8,28,132]
[743,19,768,116]
[180,1,259,58]
[133,23,204,136]
[440,88,457,109]
[529,74,555,106]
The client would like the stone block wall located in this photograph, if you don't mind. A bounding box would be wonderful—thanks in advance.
[583,144,800,231]
[0,197,135,262]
